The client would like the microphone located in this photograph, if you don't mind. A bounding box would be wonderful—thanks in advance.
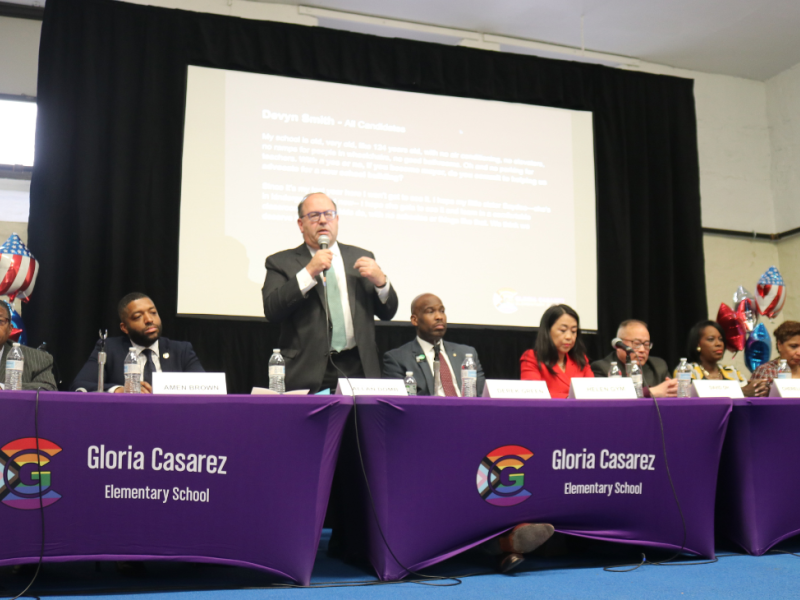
[318,234,330,282]
[611,337,633,353]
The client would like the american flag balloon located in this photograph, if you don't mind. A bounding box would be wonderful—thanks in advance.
[755,266,786,320]
[0,233,38,303]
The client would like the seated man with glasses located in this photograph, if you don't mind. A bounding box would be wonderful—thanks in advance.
[0,301,57,391]
[590,319,677,397]
[262,192,398,393]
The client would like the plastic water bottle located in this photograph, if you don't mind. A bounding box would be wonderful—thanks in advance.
[4,343,24,391]
[123,347,141,393]
[608,361,622,378]
[268,349,286,393]
[778,359,791,380]
[676,358,692,397]
[461,354,478,397]
[404,371,417,396]
[630,360,643,398]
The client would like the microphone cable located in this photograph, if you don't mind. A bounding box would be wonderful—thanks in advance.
[604,393,717,571]
[3,388,47,600]
[291,257,466,588]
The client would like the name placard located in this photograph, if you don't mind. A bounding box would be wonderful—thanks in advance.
[336,378,408,396]
[482,380,551,399]
[152,372,228,395]
[567,378,637,400]
[692,379,744,398]
[769,379,800,398]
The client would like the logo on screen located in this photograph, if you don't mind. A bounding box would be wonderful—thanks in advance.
[493,289,518,314]
[1,438,62,510]
[477,445,532,506]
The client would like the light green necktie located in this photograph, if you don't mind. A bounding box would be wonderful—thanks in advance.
[325,268,348,351]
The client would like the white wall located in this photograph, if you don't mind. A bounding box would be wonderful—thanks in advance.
[767,61,800,233]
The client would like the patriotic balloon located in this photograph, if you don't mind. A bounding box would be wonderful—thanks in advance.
[716,303,746,353]
[0,233,38,303]
[8,304,27,346]
[744,323,772,373]
[733,286,758,332]
[755,266,786,320]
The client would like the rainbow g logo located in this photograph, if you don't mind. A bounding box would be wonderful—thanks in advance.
[1,438,62,510]
[477,445,532,507]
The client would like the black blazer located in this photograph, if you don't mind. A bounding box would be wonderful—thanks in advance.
[262,242,398,392]
[70,336,204,391]
[590,351,670,388]
[382,338,486,397]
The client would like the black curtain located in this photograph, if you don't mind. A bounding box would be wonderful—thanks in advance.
[28,0,706,393]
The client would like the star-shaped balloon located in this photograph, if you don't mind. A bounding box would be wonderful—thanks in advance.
[0,233,38,303]
[716,303,746,354]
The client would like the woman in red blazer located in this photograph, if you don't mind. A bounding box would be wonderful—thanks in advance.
[520,304,593,398]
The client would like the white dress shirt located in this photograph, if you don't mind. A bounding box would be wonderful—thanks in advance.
[416,336,461,397]
[295,241,392,351]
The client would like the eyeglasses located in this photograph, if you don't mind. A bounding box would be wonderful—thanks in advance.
[622,338,653,351]
[0,318,9,327]
[301,210,337,223]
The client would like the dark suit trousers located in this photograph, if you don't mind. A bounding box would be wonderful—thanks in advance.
[319,347,365,392]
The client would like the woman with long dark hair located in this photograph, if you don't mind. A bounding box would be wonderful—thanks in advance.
[520,304,593,398]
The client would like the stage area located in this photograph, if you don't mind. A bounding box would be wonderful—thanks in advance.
[2,530,799,600]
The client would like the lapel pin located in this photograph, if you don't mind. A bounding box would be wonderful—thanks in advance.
[163,353,170,359]
[415,353,425,363]
[452,353,456,357]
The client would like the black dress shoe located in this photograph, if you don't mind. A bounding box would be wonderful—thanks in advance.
[499,552,525,573]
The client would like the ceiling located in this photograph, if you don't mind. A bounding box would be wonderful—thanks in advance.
[5,0,800,80]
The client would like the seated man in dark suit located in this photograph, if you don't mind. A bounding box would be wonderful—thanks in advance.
[382,293,552,572]
[383,293,486,396]
[591,319,677,397]
[70,292,204,392]
[0,301,57,391]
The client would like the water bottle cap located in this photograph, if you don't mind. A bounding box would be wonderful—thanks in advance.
[130,347,136,351]
[12,342,19,347]
[611,361,617,366]
[680,357,687,362]
[273,349,280,353]
[405,371,413,376]
[465,353,473,357]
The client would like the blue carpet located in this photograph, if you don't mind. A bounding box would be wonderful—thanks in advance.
[2,531,799,599]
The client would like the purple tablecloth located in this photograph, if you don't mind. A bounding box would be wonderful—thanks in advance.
[352,396,732,580]
[716,397,800,555]
[0,391,351,585]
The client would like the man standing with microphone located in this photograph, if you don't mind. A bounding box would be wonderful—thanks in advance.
[262,192,398,392]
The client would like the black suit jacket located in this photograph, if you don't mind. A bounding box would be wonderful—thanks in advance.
[0,342,57,391]
[262,242,398,392]
[70,336,204,391]
[382,338,485,396]
[590,351,670,388]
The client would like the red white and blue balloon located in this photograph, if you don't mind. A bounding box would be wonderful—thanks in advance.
[7,303,27,346]
[0,233,38,303]
[755,266,786,320]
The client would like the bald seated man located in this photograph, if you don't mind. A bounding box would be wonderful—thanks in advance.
[382,293,552,572]
[591,319,677,397]
[382,293,485,396]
